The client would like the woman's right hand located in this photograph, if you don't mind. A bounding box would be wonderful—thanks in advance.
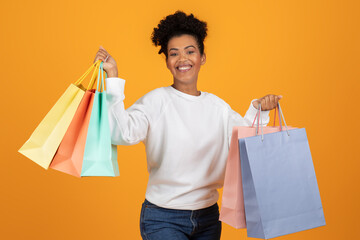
[93,46,118,78]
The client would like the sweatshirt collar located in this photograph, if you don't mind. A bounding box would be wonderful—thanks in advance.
[167,86,206,101]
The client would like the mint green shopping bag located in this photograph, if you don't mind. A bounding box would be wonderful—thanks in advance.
[81,62,119,177]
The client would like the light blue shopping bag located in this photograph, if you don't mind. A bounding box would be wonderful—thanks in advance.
[239,104,325,239]
[81,62,119,177]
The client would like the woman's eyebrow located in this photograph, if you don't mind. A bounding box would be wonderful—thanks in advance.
[184,45,196,49]
[169,45,196,51]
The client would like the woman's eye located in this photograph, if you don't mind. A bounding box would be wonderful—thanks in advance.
[188,51,194,54]
[170,53,177,56]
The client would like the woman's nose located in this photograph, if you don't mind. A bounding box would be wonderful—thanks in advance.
[179,52,187,60]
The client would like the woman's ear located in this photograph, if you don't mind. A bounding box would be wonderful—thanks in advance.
[201,53,206,65]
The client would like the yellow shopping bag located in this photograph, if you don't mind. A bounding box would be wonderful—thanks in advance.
[19,60,101,169]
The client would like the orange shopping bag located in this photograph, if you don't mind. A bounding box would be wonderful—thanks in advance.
[49,61,101,177]
[220,104,296,228]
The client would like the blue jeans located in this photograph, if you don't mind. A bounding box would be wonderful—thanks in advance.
[140,199,222,240]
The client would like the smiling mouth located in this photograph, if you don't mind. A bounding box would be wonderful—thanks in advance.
[176,65,192,72]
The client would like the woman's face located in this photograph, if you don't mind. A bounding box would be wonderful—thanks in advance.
[166,34,206,86]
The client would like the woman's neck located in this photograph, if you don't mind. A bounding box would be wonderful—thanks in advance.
[171,81,200,96]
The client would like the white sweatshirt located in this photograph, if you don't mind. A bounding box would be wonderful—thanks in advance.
[106,77,270,210]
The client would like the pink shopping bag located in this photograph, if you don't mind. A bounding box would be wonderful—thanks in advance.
[220,105,295,228]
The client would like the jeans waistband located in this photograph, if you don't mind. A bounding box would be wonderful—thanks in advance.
[144,199,218,212]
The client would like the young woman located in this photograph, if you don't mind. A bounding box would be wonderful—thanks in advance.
[94,11,281,240]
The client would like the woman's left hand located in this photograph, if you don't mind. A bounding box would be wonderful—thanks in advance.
[252,94,283,111]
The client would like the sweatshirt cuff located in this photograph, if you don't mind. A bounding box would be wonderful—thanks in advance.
[105,77,125,98]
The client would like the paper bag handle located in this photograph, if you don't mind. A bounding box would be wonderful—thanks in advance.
[86,60,102,90]
[255,102,290,141]
[74,60,101,86]
[96,61,108,92]
[252,102,283,129]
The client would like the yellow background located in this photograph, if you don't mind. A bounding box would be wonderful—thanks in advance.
[1,0,359,239]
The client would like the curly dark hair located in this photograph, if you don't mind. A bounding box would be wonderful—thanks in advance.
[151,11,208,58]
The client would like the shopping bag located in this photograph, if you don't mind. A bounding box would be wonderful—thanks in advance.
[240,103,325,239]
[49,61,101,177]
[220,106,295,228]
[19,61,100,169]
[81,62,119,177]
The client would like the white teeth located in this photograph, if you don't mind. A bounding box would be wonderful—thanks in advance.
[178,66,191,70]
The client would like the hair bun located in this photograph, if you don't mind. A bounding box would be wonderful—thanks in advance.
[151,11,208,57]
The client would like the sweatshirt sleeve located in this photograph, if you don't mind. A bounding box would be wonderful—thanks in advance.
[227,99,270,146]
[105,77,150,145]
